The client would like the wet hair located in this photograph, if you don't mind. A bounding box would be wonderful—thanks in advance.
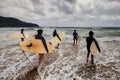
[37,29,43,34]
[21,29,24,32]
[21,29,24,34]
[89,31,94,36]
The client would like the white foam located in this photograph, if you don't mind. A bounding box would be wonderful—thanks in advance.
[0,28,120,80]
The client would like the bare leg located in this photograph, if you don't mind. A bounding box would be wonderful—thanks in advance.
[76,39,78,45]
[86,51,90,63]
[39,54,44,64]
[56,43,59,49]
[21,38,24,52]
[73,39,75,45]
[91,54,94,64]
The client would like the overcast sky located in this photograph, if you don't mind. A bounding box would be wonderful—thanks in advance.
[0,0,120,27]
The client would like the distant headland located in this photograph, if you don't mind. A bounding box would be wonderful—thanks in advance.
[0,16,39,27]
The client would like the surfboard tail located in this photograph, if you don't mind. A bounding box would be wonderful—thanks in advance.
[90,41,100,56]
[49,32,65,47]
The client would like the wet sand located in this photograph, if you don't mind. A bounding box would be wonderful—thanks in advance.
[0,30,120,80]
[24,39,120,80]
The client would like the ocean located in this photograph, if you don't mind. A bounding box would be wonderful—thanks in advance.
[0,27,120,80]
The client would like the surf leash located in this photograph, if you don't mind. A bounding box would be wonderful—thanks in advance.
[22,51,41,79]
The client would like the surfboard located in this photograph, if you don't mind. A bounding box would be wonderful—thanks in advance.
[19,39,56,54]
[7,34,35,38]
[90,41,100,56]
[49,32,65,47]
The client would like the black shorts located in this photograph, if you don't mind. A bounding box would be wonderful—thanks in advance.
[73,37,77,40]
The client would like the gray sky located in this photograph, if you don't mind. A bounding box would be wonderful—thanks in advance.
[0,0,120,27]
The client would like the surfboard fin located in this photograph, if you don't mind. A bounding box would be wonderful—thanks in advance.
[49,42,52,45]
[26,43,32,47]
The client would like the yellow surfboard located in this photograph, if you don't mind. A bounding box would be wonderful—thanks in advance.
[19,39,56,54]
[90,41,100,56]
[7,34,35,38]
[49,32,65,47]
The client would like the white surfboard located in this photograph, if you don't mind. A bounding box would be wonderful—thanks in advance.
[90,41,100,56]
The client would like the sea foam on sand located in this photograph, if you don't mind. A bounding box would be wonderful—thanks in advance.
[0,28,120,80]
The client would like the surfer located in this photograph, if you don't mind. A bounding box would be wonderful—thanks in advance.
[21,29,25,53]
[35,29,49,64]
[86,31,100,65]
[53,29,61,48]
[73,30,78,45]
[21,28,25,41]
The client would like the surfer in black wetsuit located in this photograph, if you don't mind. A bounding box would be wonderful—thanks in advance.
[21,29,25,53]
[35,29,49,64]
[53,29,61,48]
[86,31,100,65]
[21,28,25,41]
[73,30,78,45]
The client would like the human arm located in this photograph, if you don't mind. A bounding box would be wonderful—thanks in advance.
[56,34,61,41]
[41,37,49,53]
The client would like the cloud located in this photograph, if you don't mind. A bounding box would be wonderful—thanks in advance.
[64,0,77,4]
[100,15,120,20]
[0,0,120,27]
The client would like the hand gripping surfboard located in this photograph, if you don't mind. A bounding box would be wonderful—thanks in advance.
[19,39,56,54]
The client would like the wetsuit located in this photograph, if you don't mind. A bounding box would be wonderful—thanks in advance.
[35,34,49,53]
[86,36,100,64]
[53,30,61,41]
[21,31,24,41]
[73,32,78,40]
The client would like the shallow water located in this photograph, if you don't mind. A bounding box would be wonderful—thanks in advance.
[0,27,120,80]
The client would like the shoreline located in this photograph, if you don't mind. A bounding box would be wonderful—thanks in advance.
[0,28,120,80]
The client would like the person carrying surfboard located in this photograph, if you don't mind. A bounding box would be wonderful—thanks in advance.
[21,28,25,41]
[35,29,49,64]
[73,30,78,45]
[53,29,61,48]
[86,31,100,65]
[21,29,25,53]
